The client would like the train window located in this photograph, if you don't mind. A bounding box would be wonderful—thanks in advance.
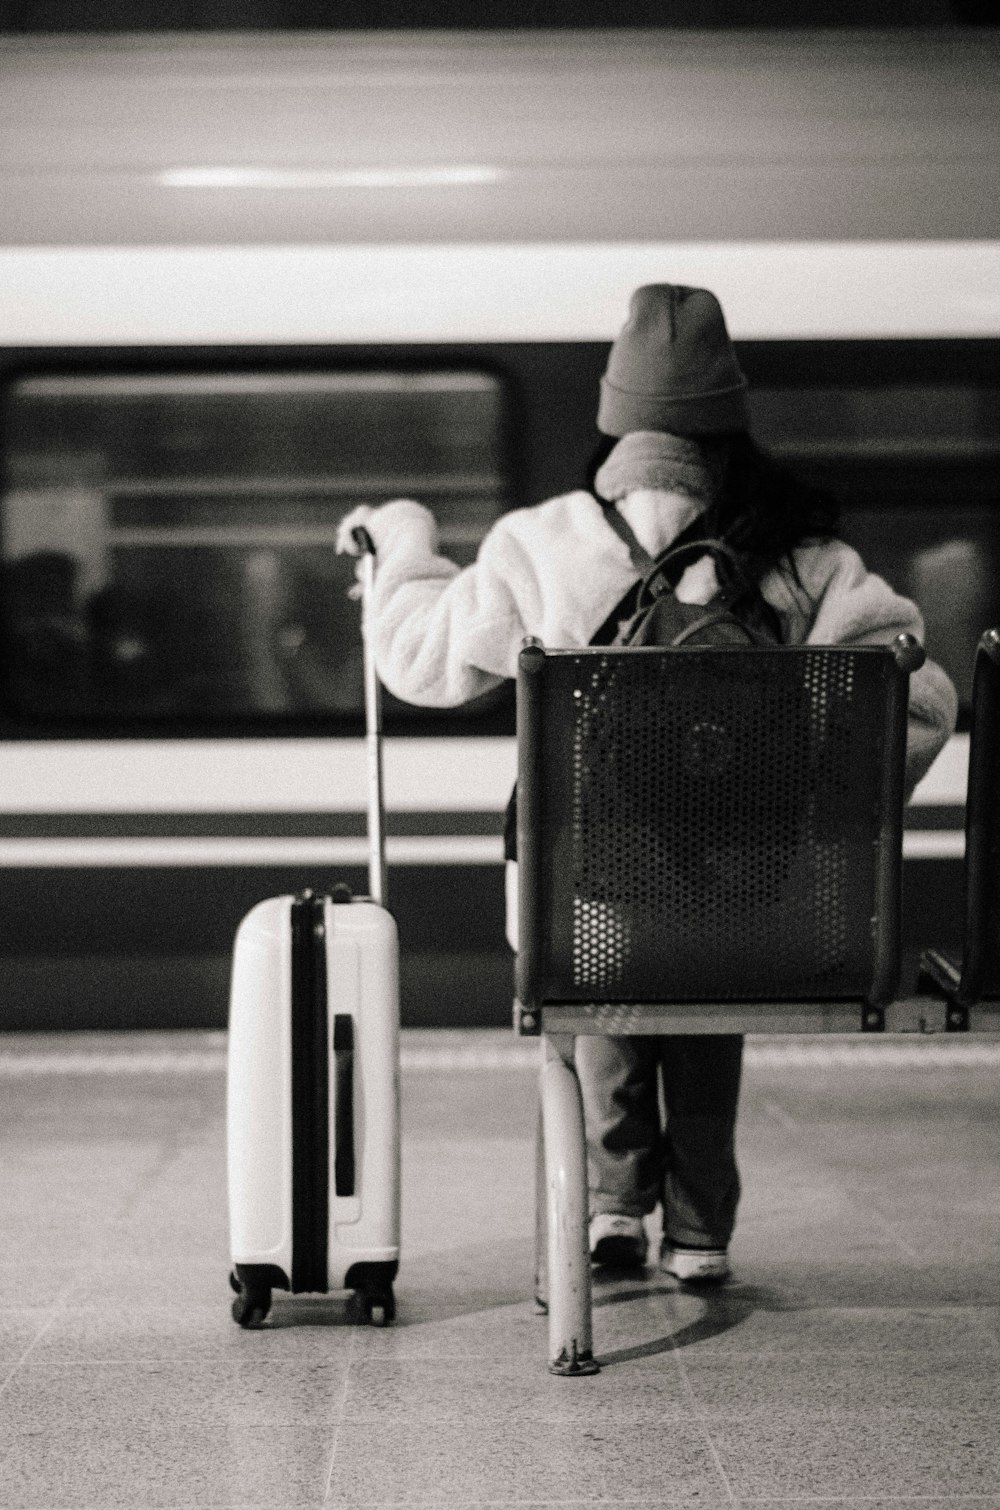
[749,382,1000,715]
[0,370,511,729]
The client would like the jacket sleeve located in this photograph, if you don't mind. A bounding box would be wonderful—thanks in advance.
[356,499,523,706]
[770,540,959,799]
[353,491,642,706]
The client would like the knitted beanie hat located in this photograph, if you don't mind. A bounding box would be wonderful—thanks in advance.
[597,284,750,437]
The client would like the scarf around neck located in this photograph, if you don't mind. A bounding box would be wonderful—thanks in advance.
[593,430,724,506]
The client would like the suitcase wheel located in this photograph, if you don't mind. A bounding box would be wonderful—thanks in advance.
[230,1270,272,1329]
[346,1285,396,1327]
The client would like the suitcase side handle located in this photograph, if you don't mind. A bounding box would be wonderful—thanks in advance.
[352,528,388,908]
[333,1013,356,1197]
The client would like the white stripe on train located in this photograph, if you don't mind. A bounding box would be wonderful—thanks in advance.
[0,830,965,867]
[0,733,970,815]
[2,241,999,346]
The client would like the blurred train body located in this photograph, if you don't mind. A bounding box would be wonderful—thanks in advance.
[0,29,997,1028]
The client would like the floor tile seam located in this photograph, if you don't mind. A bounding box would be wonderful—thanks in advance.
[682,1399,1000,1423]
[9,1354,358,1372]
[324,1322,361,1502]
[84,1131,225,1260]
[0,1275,80,1404]
[838,1188,926,1264]
[13,1341,1000,1365]
[333,1405,699,1425]
[355,1315,543,1333]
[0,1131,210,1381]
[668,1350,740,1508]
[730,1498,1000,1505]
[347,1352,712,1377]
[635,1348,993,1363]
[82,1137,202,1240]
[738,1127,953,1268]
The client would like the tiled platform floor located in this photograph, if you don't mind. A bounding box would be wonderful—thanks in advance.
[0,1027,999,1508]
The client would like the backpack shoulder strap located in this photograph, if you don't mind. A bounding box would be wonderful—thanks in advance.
[640,536,742,600]
[599,502,726,580]
[591,507,711,645]
[641,531,783,603]
[599,502,655,574]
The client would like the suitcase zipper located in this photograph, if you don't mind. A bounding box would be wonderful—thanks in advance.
[290,890,329,1294]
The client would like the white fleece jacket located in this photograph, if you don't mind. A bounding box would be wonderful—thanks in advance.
[343,486,958,797]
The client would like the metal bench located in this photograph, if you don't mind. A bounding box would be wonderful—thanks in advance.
[513,635,928,1375]
[920,627,1000,1029]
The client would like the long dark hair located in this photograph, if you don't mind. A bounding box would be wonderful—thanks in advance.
[587,430,840,570]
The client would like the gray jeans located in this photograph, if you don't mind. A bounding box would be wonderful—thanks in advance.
[576,1033,743,1250]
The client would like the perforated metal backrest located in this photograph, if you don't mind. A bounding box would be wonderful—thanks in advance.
[961,629,1000,999]
[516,645,912,1008]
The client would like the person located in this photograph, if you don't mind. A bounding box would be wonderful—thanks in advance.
[336,283,958,1285]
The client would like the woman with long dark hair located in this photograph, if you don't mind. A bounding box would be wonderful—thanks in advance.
[338,284,957,1281]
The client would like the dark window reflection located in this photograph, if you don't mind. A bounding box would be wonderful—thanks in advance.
[750,384,1000,716]
[1,0,990,29]
[2,366,995,727]
[0,371,511,725]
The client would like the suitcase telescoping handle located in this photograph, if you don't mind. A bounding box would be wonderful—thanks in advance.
[351,526,388,908]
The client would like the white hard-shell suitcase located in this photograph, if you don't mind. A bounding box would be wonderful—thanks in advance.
[226,530,400,1328]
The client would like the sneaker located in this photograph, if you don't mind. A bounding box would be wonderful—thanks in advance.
[589,1213,648,1269]
[662,1245,730,1284]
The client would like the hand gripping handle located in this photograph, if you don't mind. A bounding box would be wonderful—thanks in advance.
[351,525,377,557]
[351,527,388,908]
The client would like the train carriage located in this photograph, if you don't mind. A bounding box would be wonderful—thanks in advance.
[0,28,997,1027]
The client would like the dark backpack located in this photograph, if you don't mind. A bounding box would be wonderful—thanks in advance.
[503,510,785,860]
[593,507,784,651]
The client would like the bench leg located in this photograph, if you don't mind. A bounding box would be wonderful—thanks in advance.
[541,1033,599,1376]
[534,1093,548,1314]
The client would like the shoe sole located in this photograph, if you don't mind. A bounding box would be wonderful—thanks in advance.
[665,1266,730,1286]
[591,1235,647,1269]
[662,1254,730,1285]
